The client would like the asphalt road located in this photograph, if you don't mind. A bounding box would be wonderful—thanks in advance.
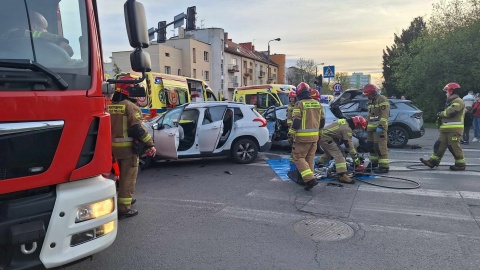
[70,128,480,270]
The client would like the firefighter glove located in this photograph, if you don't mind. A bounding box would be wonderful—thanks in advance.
[145,146,157,157]
[376,126,383,134]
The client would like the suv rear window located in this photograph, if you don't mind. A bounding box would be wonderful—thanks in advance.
[234,107,244,122]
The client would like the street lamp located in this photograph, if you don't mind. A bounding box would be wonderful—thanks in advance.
[315,62,324,77]
[267,38,281,83]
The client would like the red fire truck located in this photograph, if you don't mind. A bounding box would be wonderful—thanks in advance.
[0,0,151,268]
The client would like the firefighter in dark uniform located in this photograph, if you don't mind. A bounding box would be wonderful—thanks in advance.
[363,84,390,173]
[316,116,367,184]
[288,82,325,191]
[286,91,297,166]
[108,76,156,219]
[420,82,466,170]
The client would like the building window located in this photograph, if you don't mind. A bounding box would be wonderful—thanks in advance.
[165,53,170,57]
[193,69,196,78]
[178,69,181,75]
[204,51,209,62]
[193,48,196,63]
[165,66,171,74]
[204,71,209,81]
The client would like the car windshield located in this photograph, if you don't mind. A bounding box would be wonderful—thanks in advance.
[0,0,90,90]
[277,93,289,105]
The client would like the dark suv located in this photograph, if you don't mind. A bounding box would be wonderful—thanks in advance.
[338,90,425,148]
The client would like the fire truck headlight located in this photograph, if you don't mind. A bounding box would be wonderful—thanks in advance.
[75,198,115,223]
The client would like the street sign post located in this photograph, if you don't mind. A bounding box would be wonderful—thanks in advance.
[323,66,335,78]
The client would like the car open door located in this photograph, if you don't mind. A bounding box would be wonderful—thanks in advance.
[151,107,183,159]
[197,105,227,153]
[329,89,363,119]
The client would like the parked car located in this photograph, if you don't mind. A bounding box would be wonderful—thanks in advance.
[337,90,425,148]
[141,102,272,168]
[263,100,360,150]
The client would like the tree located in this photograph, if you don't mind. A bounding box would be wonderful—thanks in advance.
[334,72,352,89]
[113,62,121,75]
[295,58,316,85]
[382,17,427,98]
[391,0,480,122]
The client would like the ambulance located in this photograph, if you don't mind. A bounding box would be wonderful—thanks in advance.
[115,72,191,120]
[232,84,296,113]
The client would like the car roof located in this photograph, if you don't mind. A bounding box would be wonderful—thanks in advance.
[184,101,254,109]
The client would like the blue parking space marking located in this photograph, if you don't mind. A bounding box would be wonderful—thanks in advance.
[265,158,376,182]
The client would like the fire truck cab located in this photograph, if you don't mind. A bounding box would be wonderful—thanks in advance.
[0,0,151,269]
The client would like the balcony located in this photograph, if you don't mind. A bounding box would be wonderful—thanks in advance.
[258,71,265,78]
[228,64,239,73]
[228,82,239,91]
[268,73,277,80]
[244,68,253,77]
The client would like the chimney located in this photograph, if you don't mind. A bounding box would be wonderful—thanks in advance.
[224,32,228,41]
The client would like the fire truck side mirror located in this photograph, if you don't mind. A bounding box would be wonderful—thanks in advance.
[124,0,149,49]
[130,50,151,72]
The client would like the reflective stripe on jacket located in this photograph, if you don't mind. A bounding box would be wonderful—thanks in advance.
[108,99,153,159]
[291,99,324,143]
[321,119,357,156]
[439,96,465,133]
[366,94,390,131]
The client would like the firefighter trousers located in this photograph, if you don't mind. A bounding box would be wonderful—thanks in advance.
[317,138,347,173]
[117,155,139,213]
[292,141,317,183]
[428,131,465,166]
[367,129,389,168]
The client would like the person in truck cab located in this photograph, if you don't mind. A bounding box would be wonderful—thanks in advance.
[109,77,157,219]
[2,11,73,56]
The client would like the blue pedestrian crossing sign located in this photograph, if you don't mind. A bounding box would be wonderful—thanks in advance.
[323,66,335,78]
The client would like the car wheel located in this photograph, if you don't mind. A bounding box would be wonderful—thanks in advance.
[139,154,152,170]
[232,138,258,164]
[388,126,409,148]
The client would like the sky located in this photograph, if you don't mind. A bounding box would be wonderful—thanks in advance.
[98,0,438,84]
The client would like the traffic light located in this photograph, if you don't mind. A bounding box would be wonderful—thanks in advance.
[186,6,196,31]
[157,21,166,43]
[314,75,323,85]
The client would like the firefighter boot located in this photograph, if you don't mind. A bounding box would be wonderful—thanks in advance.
[449,165,466,171]
[420,158,437,169]
[338,173,355,184]
[118,209,138,220]
[304,180,319,191]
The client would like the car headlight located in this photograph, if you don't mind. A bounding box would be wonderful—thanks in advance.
[75,198,115,223]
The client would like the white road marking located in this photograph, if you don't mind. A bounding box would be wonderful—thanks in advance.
[358,186,464,198]
[359,223,480,239]
[216,206,305,225]
[353,203,474,221]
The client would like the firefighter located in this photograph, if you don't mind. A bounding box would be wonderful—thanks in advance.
[108,76,156,219]
[363,84,390,173]
[287,82,325,191]
[420,82,466,170]
[316,116,367,184]
[286,91,297,166]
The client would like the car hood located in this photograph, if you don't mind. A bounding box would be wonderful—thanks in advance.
[329,89,363,119]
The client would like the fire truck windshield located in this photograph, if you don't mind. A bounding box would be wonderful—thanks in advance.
[0,0,91,90]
